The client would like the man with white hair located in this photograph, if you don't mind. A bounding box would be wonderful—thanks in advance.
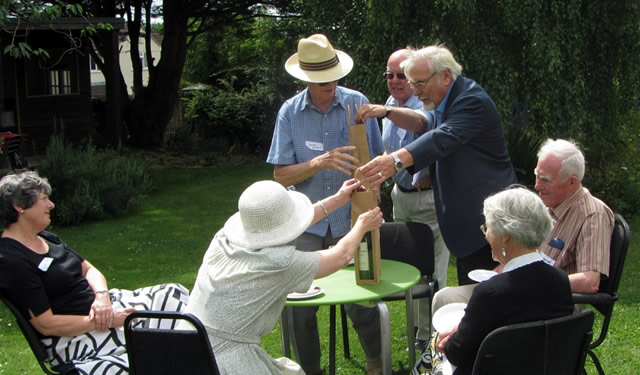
[357,45,517,286]
[534,138,614,292]
[381,48,449,350]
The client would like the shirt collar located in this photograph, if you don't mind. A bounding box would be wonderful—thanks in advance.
[435,83,454,116]
[549,187,586,221]
[300,87,343,112]
[503,251,544,273]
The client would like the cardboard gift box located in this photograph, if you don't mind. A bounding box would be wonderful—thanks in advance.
[347,106,381,285]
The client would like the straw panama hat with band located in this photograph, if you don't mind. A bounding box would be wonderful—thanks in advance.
[285,34,354,83]
[224,180,314,250]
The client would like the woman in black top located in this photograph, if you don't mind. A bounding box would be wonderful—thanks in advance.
[0,171,188,374]
[434,187,574,375]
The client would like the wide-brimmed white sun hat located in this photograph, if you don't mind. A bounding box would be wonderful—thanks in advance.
[223,180,314,250]
[285,34,353,83]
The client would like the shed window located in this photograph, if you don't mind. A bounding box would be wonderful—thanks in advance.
[24,49,80,97]
[48,69,72,95]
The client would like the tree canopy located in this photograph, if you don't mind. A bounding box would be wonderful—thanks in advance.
[181,0,640,216]
[2,0,640,215]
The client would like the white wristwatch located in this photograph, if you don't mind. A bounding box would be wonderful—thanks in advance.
[391,153,404,172]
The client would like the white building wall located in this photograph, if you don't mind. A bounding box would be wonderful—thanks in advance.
[90,33,162,96]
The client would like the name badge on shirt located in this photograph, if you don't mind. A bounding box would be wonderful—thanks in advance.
[305,141,324,151]
[38,257,53,272]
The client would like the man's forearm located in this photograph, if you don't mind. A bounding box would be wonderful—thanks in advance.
[273,162,319,187]
[569,271,601,293]
[386,107,427,132]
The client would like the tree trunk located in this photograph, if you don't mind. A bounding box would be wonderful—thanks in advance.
[126,0,190,148]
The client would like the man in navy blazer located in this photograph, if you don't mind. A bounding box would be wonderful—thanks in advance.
[357,45,517,285]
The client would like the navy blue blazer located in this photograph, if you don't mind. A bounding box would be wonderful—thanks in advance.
[405,76,517,257]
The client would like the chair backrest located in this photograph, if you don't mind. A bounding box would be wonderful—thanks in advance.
[379,221,434,277]
[124,310,221,375]
[2,135,28,170]
[471,310,594,375]
[0,297,78,375]
[599,213,630,299]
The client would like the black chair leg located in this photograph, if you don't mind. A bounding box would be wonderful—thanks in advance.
[587,349,605,375]
[340,305,350,359]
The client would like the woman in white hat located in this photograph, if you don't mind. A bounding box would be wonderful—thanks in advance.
[184,178,383,374]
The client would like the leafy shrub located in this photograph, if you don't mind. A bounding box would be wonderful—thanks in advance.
[505,124,544,188]
[177,66,286,159]
[37,134,153,225]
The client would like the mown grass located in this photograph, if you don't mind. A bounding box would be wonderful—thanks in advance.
[1,165,638,374]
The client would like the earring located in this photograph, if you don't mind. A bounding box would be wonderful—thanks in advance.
[501,248,506,257]
[20,210,24,214]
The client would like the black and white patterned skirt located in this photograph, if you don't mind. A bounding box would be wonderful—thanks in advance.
[42,283,189,375]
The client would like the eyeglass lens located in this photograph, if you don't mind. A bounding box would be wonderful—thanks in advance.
[383,71,406,80]
[408,71,437,89]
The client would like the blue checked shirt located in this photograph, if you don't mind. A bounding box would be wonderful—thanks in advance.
[267,86,384,238]
[381,95,427,190]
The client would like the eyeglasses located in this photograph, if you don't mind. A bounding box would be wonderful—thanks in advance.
[480,223,488,236]
[407,71,438,89]
[383,71,406,80]
[317,81,336,86]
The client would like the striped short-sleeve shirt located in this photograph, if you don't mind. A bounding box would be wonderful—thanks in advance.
[540,187,614,277]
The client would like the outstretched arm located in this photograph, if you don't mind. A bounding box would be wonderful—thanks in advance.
[314,207,383,278]
[357,104,427,132]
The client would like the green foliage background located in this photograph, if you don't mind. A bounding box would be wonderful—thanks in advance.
[178,0,640,217]
[37,135,153,225]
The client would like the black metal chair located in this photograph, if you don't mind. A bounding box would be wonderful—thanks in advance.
[339,221,437,363]
[124,310,221,375]
[471,310,595,375]
[0,296,79,375]
[572,213,630,375]
[0,133,29,170]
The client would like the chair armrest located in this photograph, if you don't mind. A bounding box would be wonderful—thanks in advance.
[572,292,618,305]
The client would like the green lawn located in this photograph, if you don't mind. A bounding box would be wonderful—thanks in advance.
[1,165,638,374]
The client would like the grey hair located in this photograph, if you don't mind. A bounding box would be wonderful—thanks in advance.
[0,171,52,227]
[483,186,552,249]
[537,138,585,182]
[400,45,463,81]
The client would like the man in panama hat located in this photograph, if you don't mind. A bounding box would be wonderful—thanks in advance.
[267,34,384,375]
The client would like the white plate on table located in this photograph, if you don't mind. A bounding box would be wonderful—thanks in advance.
[432,303,467,333]
[287,286,324,300]
[468,269,498,283]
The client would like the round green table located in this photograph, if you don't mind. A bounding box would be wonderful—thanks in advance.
[281,259,421,375]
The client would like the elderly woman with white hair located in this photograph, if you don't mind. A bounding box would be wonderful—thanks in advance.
[0,171,189,374]
[416,187,574,375]
[184,178,383,374]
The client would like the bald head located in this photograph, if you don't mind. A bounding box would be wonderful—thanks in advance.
[386,48,413,106]
[387,49,412,66]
